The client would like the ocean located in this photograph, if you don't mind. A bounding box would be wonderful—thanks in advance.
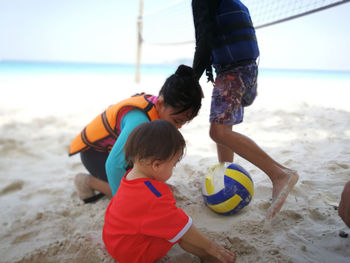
[0,61,178,76]
[1,61,349,118]
[1,60,350,80]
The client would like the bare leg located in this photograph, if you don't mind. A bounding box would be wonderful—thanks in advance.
[75,173,112,200]
[217,142,234,163]
[89,176,112,197]
[210,123,299,219]
[339,181,350,227]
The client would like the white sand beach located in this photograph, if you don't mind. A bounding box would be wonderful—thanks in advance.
[0,70,350,262]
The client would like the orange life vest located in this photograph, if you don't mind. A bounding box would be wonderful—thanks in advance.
[69,94,159,156]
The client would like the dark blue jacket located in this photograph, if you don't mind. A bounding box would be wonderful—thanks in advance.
[192,0,259,80]
[212,0,259,65]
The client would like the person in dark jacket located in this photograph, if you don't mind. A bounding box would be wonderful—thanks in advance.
[192,0,299,219]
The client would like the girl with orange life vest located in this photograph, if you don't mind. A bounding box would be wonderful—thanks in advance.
[69,65,202,202]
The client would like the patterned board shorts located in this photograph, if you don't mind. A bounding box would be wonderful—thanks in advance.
[210,62,258,125]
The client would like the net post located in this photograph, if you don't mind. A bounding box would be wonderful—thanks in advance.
[135,0,143,83]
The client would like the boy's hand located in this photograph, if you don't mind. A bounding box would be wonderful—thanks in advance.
[206,241,236,263]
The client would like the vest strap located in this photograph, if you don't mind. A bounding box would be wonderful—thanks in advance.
[81,128,106,152]
[213,21,253,36]
[102,111,119,138]
[213,34,257,49]
[143,100,154,113]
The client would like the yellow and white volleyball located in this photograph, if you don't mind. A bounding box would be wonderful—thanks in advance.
[202,163,254,215]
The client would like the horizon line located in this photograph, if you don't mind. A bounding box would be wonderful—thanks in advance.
[1,59,350,73]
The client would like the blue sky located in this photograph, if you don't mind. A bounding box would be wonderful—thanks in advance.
[1,0,350,71]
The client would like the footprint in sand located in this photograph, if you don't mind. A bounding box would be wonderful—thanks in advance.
[335,162,349,169]
[281,210,303,221]
[11,230,40,244]
[225,236,258,256]
[327,161,350,171]
[309,207,329,221]
[0,180,24,196]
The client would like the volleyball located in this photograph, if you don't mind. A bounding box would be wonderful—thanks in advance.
[202,163,254,215]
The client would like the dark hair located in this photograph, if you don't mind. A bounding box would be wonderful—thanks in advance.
[159,65,202,121]
[124,120,186,166]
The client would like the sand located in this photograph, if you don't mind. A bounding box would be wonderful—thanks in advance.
[0,70,350,262]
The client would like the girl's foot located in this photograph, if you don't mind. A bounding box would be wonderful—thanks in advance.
[74,173,94,200]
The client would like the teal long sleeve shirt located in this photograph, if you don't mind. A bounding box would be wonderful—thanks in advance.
[105,109,150,196]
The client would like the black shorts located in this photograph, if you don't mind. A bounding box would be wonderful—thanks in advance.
[80,148,109,182]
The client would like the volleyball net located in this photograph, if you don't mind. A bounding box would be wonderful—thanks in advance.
[142,0,350,46]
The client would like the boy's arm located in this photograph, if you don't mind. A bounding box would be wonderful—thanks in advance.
[180,225,236,262]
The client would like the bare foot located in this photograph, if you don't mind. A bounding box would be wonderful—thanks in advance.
[74,173,94,200]
[266,169,299,220]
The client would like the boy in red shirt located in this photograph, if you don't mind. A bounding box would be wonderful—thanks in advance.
[103,120,236,263]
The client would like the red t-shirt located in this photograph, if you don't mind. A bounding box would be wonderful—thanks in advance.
[103,174,192,263]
